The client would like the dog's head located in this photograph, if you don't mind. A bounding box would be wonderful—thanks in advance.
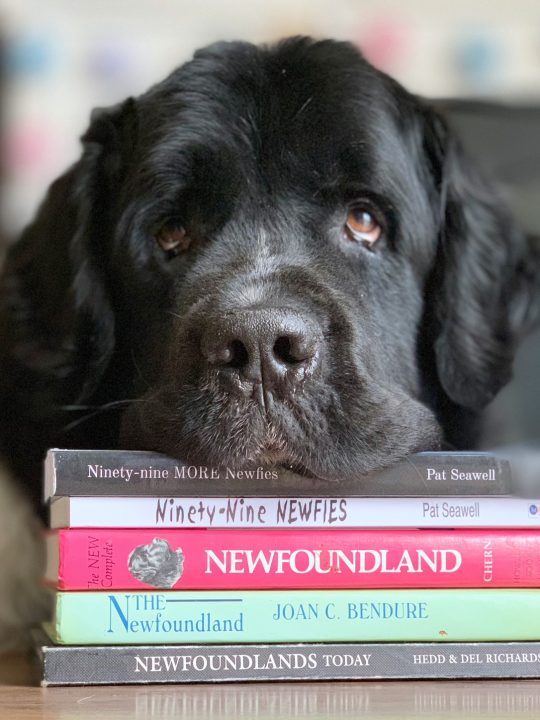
[128,538,184,589]
[1,38,538,493]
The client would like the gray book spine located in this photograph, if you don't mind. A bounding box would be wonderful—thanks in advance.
[44,449,512,499]
[36,640,540,685]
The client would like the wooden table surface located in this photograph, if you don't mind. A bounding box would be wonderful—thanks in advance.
[1,651,539,719]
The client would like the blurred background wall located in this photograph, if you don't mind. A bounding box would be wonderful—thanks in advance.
[0,0,539,447]
[1,0,540,234]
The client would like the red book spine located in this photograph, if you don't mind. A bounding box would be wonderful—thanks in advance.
[47,528,540,591]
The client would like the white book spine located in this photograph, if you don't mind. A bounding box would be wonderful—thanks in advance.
[50,496,540,529]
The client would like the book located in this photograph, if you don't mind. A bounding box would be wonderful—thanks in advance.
[44,588,540,645]
[49,494,540,529]
[33,634,540,685]
[45,527,540,591]
[44,449,513,499]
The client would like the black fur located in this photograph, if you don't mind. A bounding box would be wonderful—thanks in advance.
[1,37,538,510]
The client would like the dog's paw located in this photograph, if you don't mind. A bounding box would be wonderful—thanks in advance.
[0,464,50,650]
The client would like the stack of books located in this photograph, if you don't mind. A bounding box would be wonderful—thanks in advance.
[35,448,540,685]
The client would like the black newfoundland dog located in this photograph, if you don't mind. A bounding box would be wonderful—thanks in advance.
[0,37,538,640]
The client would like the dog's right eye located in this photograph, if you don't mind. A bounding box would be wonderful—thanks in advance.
[155,224,193,257]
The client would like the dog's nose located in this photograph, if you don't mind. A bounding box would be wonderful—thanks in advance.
[200,308,322,395]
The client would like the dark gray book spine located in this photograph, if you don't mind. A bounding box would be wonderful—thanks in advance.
[44,449,512,499]
[36,640,540,685]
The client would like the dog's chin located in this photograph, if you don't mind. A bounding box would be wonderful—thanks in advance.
[120,416,321,480]
[118,384,442,483]
[120,416,440,485]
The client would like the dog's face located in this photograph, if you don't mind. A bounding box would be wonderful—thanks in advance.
[128,539,184,589]
[1,38,538,496]
[116,39,445,478]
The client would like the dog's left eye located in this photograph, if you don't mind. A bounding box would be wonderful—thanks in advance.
[155,224,193,256]
[345,205,382,248]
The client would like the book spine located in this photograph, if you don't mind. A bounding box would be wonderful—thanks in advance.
[50,528,540,591]
[51,495,540,529]
[48,589,540,645]
[44,449,512,498]
[37,640,540,685]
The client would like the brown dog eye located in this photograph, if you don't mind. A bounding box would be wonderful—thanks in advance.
[155,224,192,255]
[345,206,382,248]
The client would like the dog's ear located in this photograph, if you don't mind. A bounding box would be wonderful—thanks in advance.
[422,107,540,411]
[0,98,136,420]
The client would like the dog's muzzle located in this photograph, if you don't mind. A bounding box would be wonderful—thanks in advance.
[199,307,323,410]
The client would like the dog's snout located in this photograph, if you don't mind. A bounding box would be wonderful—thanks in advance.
[200,308,322,395]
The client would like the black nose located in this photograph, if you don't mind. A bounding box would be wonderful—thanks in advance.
[200,308,322,400]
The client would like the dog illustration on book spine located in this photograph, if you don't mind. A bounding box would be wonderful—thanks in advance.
[128,538,184,588]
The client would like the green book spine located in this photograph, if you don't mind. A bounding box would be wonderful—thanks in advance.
[46,589,540,645]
